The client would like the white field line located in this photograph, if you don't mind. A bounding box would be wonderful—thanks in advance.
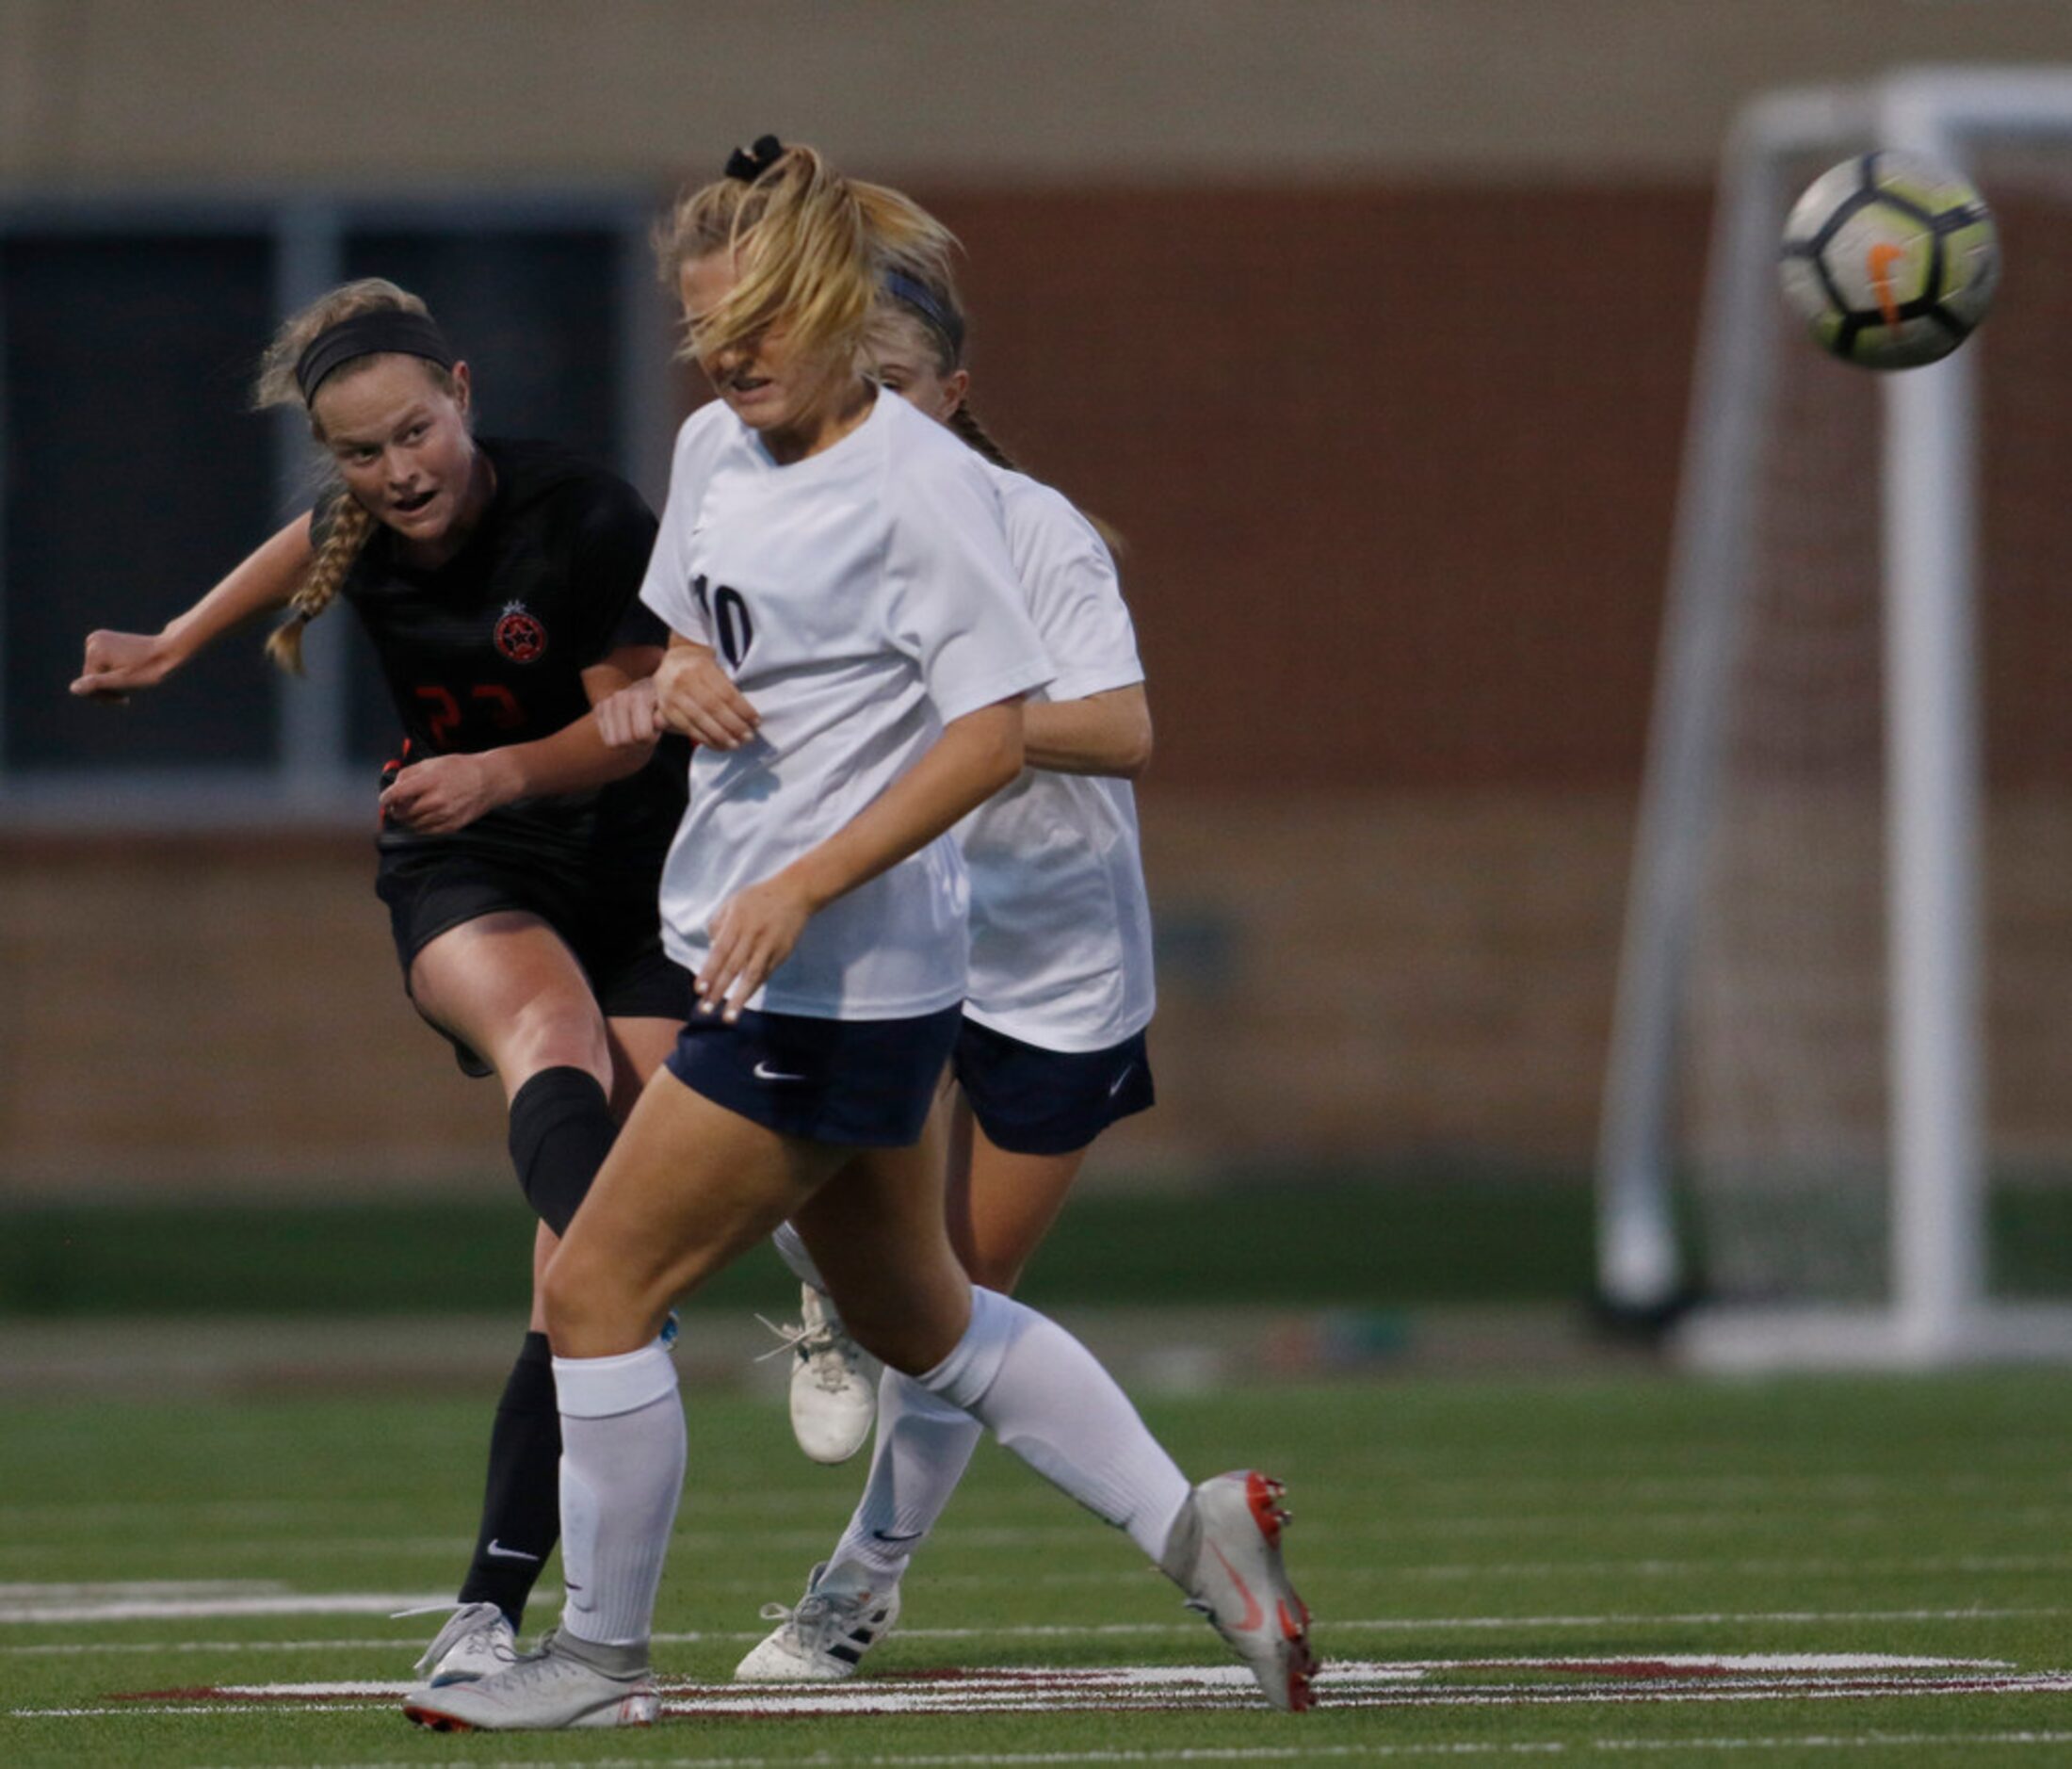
[157,1734,2072,1767]
[19,1545,2072,1583]
[9,1549,2072,1604]
[0,1592,451,1624]
[11,1466,2071,1523]
[9,1603,2072,1654]
[1386,1553,2072,1582]
[31,1654,2016,1699]
[1351,1472,2072,1501]
[0,1590,283,1607]
[16,1513,2072,1577]
[20,1665,2072,1723]
[19,1658,2072,1721]
[18,1503,2072,1545]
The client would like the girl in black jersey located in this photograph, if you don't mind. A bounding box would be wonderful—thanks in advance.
[70,278,688,1686]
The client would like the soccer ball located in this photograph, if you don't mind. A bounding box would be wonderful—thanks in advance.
[1777,150,1999,369]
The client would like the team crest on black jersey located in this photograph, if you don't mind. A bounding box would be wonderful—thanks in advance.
[494,601,548,664]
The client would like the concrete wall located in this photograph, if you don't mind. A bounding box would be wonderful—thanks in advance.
[6,1,2072,187]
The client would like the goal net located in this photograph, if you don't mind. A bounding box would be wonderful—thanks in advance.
[1598,69,2072,1367]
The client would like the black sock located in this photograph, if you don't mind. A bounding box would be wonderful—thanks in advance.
[507,1065,616,1235]
[456,1331,561,1629]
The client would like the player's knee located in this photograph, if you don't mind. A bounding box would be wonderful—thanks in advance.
[540,1239,632,1349]
[959,1243,1028,1293]
[504,989,610,1080]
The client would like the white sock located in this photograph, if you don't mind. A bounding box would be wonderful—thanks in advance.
[825,1369,984,1589]
[554,1341,684,1649]
[770,1220,829,1293]
[914,1287,1191,1562]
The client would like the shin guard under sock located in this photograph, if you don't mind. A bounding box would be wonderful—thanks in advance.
[915,1287,1190,1562]
[555,1342,684,1650]
[508,1065,617,1235]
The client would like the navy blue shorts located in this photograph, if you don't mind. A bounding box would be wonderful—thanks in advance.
[666,1003,963,1146]
[952,1018,1155,1157]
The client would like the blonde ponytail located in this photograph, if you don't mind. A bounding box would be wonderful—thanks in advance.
[655,143,875,374]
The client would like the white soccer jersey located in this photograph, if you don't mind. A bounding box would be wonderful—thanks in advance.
[639,390,1054,1019]
[959,465,1157,1053]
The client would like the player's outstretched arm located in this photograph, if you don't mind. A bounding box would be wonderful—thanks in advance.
[695,697,1027,1020]
[71,514,316,700]
[1022,684,1152,779]
[379,643,666,835]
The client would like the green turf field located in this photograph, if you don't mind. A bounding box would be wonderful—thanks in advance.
[5,1373,2072,1766]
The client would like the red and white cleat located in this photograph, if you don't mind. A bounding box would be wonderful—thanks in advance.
[1158,1469,1319,1712]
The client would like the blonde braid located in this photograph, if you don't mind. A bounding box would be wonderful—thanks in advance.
[265,497,376,675]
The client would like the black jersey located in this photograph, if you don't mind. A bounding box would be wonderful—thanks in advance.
[323,437,683,875]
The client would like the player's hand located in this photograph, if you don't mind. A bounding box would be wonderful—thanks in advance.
[594,676,664,748]
[696,873,814,1023]
[654,646,760,749]
[71,629,179,702]
[379,753,512,834]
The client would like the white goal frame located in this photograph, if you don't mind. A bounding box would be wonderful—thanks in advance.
[1596,66,2072,1370]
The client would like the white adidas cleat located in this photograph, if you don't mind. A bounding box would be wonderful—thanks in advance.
[733,1562,902,1681]
[762,1285,879,1465]
[402,1628,657,1731]
[1158,1469,1319,1712]
[404,1599,517,1688]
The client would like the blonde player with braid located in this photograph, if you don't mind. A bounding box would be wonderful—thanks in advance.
[400,138,1315,1734]
[71,279,691,1688]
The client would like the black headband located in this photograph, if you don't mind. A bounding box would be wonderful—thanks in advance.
[294,310,457,403]
[725,134,785,183]
[882,270,965,362]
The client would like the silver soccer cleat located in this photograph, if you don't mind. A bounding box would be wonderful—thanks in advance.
[1158,1469,1319,1712]
[402,1599,517,1688]
[402,1627,657,1731]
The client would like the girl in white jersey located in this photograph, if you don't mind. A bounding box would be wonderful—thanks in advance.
[695,247,1164,1680]
[401,139,1315,1733]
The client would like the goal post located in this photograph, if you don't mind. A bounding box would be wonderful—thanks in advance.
[1596,66,2072,1369]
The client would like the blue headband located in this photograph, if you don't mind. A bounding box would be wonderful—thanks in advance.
[882,271,965,362]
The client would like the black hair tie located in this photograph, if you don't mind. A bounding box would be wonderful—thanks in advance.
[724,135,785,182]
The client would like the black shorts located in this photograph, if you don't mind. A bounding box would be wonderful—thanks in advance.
[665,1003,963,1146]
[952,1018,1155,1157]
[376,846,692,1078]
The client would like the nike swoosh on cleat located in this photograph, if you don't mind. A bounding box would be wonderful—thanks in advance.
[1206,1539,1266,1632]
[484,1540,542,1561]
